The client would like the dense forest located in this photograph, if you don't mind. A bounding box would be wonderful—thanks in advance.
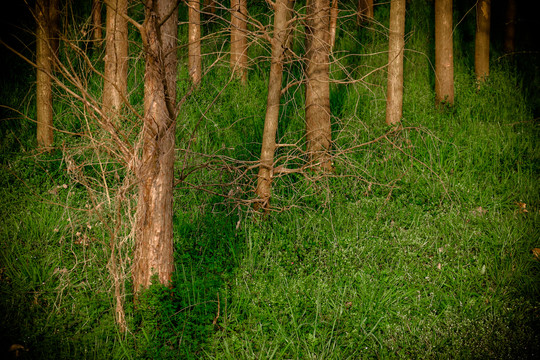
[0,0,538,358]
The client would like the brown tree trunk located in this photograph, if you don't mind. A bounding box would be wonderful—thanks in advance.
[305,0,332,171]
[434,0,454,106]
[475,0,490,82]
[357,0,374,24]
[36,0,54,150]
[203,0,216,14]
[503,0,516,54]
[92,0,103,43]
[103,0,128,115]
[385,0,406,126]
[188,0,202,85]
[329,0,338,51]
[255,0,292,211]
[230,0,248,82]
[133,0,178,293]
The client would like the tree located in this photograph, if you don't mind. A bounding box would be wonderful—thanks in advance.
[504,0,516,54]
[133,0,178,292]
[255,0,292,211]
[103,0,128,114]
[36,0,54,149]
[230,0,248,82]
[188,0,202,85]
[434,0,454,106]
[329,0,338,50]
[357,0,374,24]
[92,0,103,43]
[385,0,406,126]
[305,0,332,171]
[475,0,490,82]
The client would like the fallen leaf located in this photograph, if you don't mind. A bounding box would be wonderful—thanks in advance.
[532,248,540,261]
[516,202,528,213]
[471,206,488,217]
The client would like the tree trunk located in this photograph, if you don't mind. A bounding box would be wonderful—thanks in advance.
[36,0,54,150]
[357,0,374,24]
[203,0,216,14]
[329,0,338,51]
[255,0,292,211]
[305,0,332,171]
[230,0,248,82]
[475,0,490,82]
[188,0,202,85]
[103,0,128,115]
[133,0,178,293]
[92,0,103,43]
[385,0,406,126]
[503,0,516,54]
[434,0,454,106]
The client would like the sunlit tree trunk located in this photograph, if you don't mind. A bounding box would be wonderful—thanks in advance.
[434,0,453,106]
[305,0,332,171]
[103,0,128,115]
[230,0,248,82]
[255,0,292,211]
[133,0,178,292]
[329,0,338,50]
[92,0,103,43]
[357,0,374,24]
[503,0,516,54]
[188,0,202,85]
[385,0,405,126]
[475,0,490,82]
[36,0,54,150]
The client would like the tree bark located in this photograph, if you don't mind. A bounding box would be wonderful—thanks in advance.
[255,0,292,211]
[188,0,202,85]
[305,0,332,171]
[103,0,128,115]
[385,0,406,126]
[133,0,178,293]
[357,0,374,24]
[434,0,454,106]
[503,0,516,54]
[36,0,54,150]
[92,0,103,43]
[329,0,338,51]
[475,0,490,82]
[230,0,248,82]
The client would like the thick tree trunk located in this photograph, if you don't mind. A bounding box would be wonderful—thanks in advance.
[92,0,103,43]
[329,0,338,51]
[434,0,454,106]
[305,0,332,171]
[230,0,248,82]
[188,0,202,85]
[255,0,292,211]
[503,0,516,54]
[475,0,490,82]
[385,0,406,126]
[36,0,54,150]
[133,0,178,293]
[103,0,128,115]
[357,0,374,24]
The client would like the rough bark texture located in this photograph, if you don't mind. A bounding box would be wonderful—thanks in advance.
[305,0,332,171]
[133,0,178,293]
[188,0,202,85]
[475,0,490,82]
[103,0,128,114]
[385,0,406,126]
[92,0,103,43]
[357,0,374,24]
[255,0,291,211]
[434,0,454,106]
[503,0,516,54]
[36,0,54,149]
[329,0,338,50]
[230,0,248,82]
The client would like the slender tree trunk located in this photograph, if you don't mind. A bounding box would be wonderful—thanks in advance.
[230,0,248,82]
[357,0,374,24]
[475,0,490,82]
[188,0,202,85]
[503,0,516,54]
[305,0,332,171]
[133,0,178,293]
[385,0,406,126]
[36,0,54,150]
[255,0,292,211]
[92,0,103,43]
[329,0,338,51]
[434,0,454,106]
[103,0,128,115]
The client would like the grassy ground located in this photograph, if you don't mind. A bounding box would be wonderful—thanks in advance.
[1,1,539,359]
